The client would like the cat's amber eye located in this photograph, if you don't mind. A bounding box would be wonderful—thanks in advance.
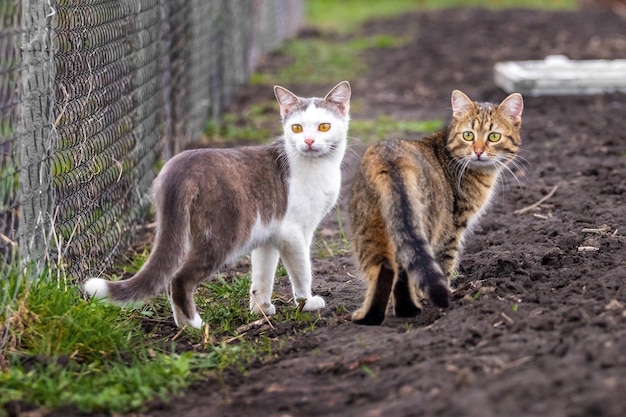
[462,131,474,141]
[318,123,331,132]
[291,124,303,133]
[488,132,501,142]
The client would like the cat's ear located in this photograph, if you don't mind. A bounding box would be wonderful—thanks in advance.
[324,81,351,116]
[499,93,524,126]
[274,85,301,119]
[451,90,475,119]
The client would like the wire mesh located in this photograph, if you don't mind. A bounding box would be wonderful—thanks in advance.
[1,0,303,349]
[52,0,163,277]
[49,0,304,279]
[160,0,190,160]
[187,0,220,143]
[0,1,21,272]
[16,0,56,271]
[0,0,23,331]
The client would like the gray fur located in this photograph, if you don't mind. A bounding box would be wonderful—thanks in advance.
[84,81,351,328]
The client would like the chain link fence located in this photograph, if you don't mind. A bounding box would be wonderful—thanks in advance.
[0,1,21,287]
[1,0,303,294]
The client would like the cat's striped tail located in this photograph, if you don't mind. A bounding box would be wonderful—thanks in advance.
[84,171,192,304]
[380,169,450,309]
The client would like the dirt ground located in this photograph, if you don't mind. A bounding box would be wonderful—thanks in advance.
[53,7,626,417]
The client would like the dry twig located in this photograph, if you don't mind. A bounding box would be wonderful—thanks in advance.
[171,326,186,341]
[514,183,561,215]
[203,322,211,346]
[236,318,267,334]
[250,293,276,330]
[581,225,611,235]
[577,246,599,252]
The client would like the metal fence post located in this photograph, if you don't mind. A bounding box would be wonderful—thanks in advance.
[18,0,56,275]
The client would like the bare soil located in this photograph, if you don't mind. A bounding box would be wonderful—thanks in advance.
[50,7,626,417]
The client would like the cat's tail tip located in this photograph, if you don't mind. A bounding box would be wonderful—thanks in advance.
[426,281,450,309]
[84,278,110,300]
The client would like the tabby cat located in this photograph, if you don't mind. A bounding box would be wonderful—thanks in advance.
[85,81,351,328]
[349,89,523,325]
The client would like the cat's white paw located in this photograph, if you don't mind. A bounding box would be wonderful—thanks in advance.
[188,313,204,329]
[302,295,325,311]
[172,308,204,329]
[250,300,276,316]
[84,278,110,299]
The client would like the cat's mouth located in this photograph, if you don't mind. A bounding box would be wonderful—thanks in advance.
[468,157,498,169]
[298,143,338,157]
[300,147,324,156]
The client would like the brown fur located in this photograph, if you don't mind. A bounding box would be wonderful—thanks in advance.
[349,90,523,325]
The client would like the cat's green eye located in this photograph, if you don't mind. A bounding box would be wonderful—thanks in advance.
[318,123,331,132]
[462,131,474,141]
[291,124,303,133]
[488,132,501,142]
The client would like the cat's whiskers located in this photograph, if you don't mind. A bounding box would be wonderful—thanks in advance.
[509,152,530,176]
[343,140,364,162]
[489,156,527,206]
[450,158,471,192]
[496,154,525,188]
[275,143,293,174]
[346,135,366,145]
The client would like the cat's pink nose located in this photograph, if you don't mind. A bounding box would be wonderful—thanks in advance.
[305,138,315,148]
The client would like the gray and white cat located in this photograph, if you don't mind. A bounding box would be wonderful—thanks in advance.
[85,81,351,328]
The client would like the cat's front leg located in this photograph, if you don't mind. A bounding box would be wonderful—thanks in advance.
[438,238,461,283]
[279,234,325,311]
[250,245,280,315]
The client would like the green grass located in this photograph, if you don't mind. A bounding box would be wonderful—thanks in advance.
[198,269,320,337]
[0,161,18,212]
[420,0,576,9]
[203,102,279,144]
[307,0,576,33]
[0,259,301,414]
[0,266,196,413]
[199,274,257,332]
[350,115,444,143]
[251,38,366,86]
[306,0,427,34]
[2,352,194,413]
[0,120,14,141]
[204,112,273,143]
[0,249,327,414]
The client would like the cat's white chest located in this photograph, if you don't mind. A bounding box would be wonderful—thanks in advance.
[285,160,342,233]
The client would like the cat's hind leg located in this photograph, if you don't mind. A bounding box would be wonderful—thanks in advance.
[392,269,422,317]
[249,244,280,315]
[169,282,203,329]
[169,250,218,329]
[279,234,325,311]
[352,261,395,325]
